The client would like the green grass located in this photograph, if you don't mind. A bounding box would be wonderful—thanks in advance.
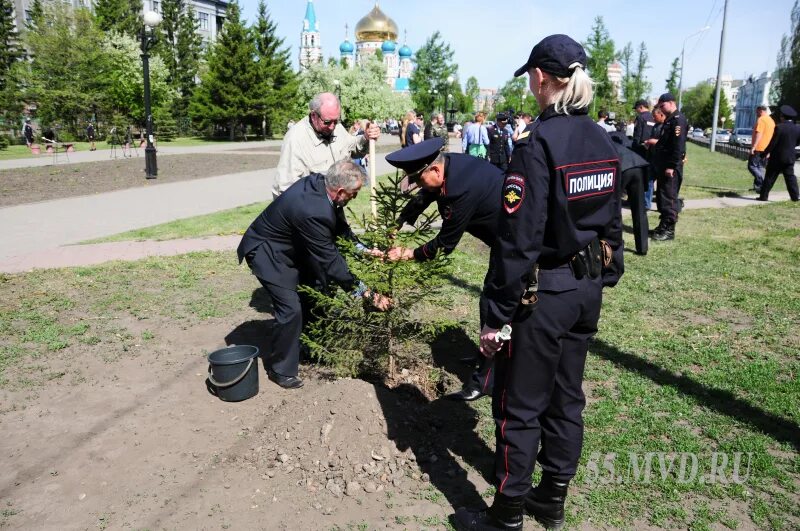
[83,171,405,243]
[1,201,798,528]
[682,142,787,199]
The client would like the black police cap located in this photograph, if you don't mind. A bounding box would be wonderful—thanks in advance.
[514,34,587,78]
[780,104,797,119]
[496,113,509,122]
[657,93,676,104]
[385,138,444,183]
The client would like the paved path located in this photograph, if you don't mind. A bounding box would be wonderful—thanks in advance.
[0,139,793,274]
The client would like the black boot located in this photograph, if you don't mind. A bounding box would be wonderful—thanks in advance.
[651,223,675,241]
[648,220,665,236]
[454,493,524,530]
[525,474,569,530]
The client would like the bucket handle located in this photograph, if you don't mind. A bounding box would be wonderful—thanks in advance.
[208,357,255,388]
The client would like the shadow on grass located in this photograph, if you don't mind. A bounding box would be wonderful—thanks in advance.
[444,273,483,297]
[374,327,494,511]
[592,339,800,451]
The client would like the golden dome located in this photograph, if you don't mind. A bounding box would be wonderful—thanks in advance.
[354,2,399,43]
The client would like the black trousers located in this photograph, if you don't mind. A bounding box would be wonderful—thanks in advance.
[492,271,603,496]
[760,161,800,201]
[254,278,304,377]
[622,167,649,255]
[656,164,682,226]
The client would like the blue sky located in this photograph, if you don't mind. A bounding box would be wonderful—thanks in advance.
[238,0,795,97]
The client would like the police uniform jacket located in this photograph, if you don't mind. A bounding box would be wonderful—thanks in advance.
[237,173,358,292]
[399,154,504,261]
[632,111,654,156]
[653,111,688,170]
[484,105,624,329]
[487,124,512,164]
[764,121,800,167]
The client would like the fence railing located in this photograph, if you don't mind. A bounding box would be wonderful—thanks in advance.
[687,137,750,161]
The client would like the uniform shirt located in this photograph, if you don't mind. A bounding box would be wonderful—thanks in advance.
[273,116,368,198]
[764,120,800,166]
[431,123,449,150]
[239,173,359,292]
[396,154,504,260]
[653,110,688,170]
[753,114,776,152]
[484,105,624,329]
[487,124,512,164]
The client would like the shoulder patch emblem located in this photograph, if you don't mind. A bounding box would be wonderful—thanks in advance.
[675,125,681,137]
[517,131,530,140]
[503,174,525,214]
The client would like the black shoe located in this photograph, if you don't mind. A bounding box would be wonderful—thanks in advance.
[755,196,768,202]
[267,370,303,389]
[454,493,524,530]
[648,221,665,236]
[651,223,675,241]
[525,475,569,530]
[448,387,486,401]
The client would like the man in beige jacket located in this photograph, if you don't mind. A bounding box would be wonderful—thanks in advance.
[273,92,381,198]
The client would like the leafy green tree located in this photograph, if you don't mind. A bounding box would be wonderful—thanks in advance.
[101,31,175,126]
[618,42,635,104]
[94,0,142,38]
[702,89,732,128]
[409,31,457,115]
[680,82,713,127]
[632,43,652,102]
[26,0,44,32]
[173,5,203,131]
[464,76,480,113]
[495,77,539,117]
[298,57,410,124]
[0,0,22,79]
[774,0,800,111]
[251,0,298,136]
[24,3,112,136]
[666,57,680,95]
[584,16,616,113]
[189,0,261,140]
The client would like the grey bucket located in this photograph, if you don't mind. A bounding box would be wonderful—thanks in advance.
[207,345,260,402]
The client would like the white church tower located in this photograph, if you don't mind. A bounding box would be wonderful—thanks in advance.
[299,0,322,71]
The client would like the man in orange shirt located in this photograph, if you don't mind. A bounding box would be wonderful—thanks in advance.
[749,105,776,193]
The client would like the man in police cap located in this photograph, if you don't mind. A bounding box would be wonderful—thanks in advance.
[758,104,800,202]
[651,92,688,241]
[385,137,505,401]
[487,113,513,170]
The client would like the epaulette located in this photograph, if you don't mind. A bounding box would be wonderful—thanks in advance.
[515,130,532,144]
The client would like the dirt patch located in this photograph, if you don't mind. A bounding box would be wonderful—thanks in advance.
[0,153,278,207]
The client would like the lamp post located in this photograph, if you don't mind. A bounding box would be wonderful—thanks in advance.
[444,75,454,127]
[141,10,162,179]
[677,25,711,111]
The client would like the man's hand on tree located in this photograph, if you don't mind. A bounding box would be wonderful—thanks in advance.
[365,290,392,311]
[387,247,414,261]
[364,247,385,258]
[479,325,504,357]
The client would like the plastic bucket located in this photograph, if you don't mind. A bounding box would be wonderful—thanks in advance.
[207,345,260,402]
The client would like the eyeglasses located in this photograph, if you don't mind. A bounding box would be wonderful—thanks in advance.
[314,112,339,126]
[404,163,430,183]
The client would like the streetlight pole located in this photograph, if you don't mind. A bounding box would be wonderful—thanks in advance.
[678,25,711,111]
[710,0,729,153]
[141,10,162,179]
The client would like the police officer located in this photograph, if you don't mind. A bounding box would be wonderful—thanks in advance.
[758,105,800,202]
[453,34,624,531]
[651,92,688,241]
[487,114,513,170]
[237,160,391,389]
[631,99,654,158]
[86,122,96,151]
[385,137,504,401]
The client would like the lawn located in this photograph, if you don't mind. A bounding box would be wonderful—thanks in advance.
[2,201,798,529]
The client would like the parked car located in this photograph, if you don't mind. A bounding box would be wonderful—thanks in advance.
[715,129,731,143]
[730,128,752,147]
[691,128,705,138]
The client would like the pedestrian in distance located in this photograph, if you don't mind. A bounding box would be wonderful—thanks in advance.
[487,113,513,170]
[749,105,776,193]
[453,33,624,531]
[462,112,490,159]
[237,160,391,390]
[86,122,96,151]
[757,105,800,202]
[23,118,34,148]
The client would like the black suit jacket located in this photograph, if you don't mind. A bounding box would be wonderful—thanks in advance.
[765,121,800,167]
[237,174,357,292]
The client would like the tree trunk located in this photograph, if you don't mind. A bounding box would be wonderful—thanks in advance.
[229,120,235,141]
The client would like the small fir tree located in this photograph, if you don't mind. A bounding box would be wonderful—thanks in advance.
[94,0,142,38]
[301,173,454,380]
